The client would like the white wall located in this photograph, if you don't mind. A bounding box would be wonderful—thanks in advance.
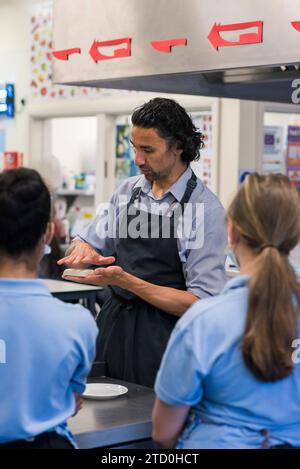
[218,99,266,208]
[51,116,97,176]
[0,0,45,162]
[265,111,300,131]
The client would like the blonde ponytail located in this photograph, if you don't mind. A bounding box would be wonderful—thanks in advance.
[228,173,300,381]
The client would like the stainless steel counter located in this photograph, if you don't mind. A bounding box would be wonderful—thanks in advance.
[69,378,155,449]
[43,279,103,317]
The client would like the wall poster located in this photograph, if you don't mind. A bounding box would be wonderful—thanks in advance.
[287,125,300,190]
[263,126,285,174]
[115,123,139,188]
[190,112,213,189]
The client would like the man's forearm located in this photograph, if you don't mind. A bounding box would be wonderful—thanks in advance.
[118,272,199,316]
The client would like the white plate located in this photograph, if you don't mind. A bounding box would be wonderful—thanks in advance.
[83,383,128,400]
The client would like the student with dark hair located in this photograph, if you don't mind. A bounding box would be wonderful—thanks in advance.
[153,173,300,449]
[59,97,227,387]
[0,168,98,449]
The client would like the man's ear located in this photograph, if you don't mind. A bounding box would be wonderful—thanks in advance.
[171,142,183,160]
[45,221,55,245]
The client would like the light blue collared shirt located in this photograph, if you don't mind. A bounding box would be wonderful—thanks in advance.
[78,166,227,299]
[0,279,98,444]
[155,275,300,449]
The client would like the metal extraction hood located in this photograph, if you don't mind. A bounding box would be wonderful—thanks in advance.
[52,0,300,104]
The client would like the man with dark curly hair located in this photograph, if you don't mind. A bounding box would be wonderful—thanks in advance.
[59,98,227,387]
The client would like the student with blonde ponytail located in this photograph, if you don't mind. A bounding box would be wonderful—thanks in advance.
[152,173,300,449]
[228,173,300,383]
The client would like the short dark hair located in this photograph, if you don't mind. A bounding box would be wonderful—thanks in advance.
[0,168,51,257]
[131,97,204,163]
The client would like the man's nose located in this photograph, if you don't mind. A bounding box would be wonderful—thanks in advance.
[135,152,146,166]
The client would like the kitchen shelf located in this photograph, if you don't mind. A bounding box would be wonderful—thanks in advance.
[55,189,95,211]
[56,189,95,196]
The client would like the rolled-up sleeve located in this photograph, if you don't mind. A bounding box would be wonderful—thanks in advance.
[182,205,227,299]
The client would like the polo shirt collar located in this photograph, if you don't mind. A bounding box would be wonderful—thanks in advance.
[0,278,51,296]
[222,275,251,294]
[139,166,198,202]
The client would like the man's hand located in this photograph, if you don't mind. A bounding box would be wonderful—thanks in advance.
[63,265,198,316]
[63,265,124,287]
[57,240,115,269]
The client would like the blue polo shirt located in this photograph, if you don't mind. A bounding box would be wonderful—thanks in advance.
[0,279,98,444]
[155,275,300,449]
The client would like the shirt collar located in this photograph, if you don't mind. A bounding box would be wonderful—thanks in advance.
[222,275,251,294]
[0,278,51,296]
[138,166,198,202]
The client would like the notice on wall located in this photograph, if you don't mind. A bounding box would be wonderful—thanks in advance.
[287,126,300,189]
[190,112,213,189]
[115,124,139,188]
[263,126,285,174]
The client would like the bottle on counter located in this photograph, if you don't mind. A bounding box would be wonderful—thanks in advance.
[68,204,82,238]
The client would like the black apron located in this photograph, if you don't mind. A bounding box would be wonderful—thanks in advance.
[96,172,197,387]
